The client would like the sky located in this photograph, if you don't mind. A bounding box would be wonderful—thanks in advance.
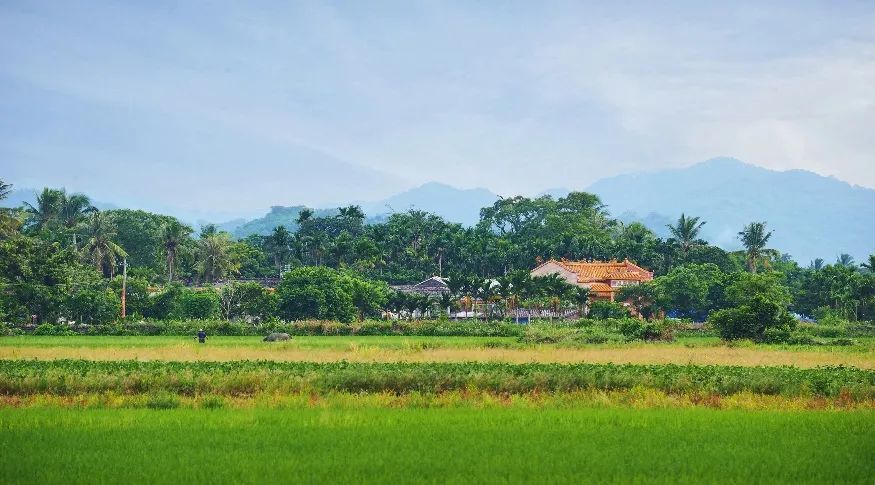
[2,1,874,220]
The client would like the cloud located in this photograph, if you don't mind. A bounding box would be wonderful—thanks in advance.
[1,0,874,217]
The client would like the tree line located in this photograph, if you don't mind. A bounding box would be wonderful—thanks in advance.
[1,179,873,330]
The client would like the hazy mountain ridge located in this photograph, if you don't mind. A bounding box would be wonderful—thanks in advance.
[6,158,871,263]
[588,158,875,263]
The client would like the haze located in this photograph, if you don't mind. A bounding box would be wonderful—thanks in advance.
[2,1,874,219]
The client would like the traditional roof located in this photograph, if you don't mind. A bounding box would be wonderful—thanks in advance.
[586,282,614,293]
[532,259,653,284]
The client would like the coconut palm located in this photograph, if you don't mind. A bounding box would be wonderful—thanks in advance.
[0,180,11,200]
[666,213,706,255]
[197,233,235,284]
[836,253,856,268]
[0,180,22,238]
[809,258,825,270]
[23,188,65,230]
[82,212,127,277]
[265,226,292,275]
[738,222,773,273]
[862,255,875,273]
[160,221,191,282]
[60,193,96,228]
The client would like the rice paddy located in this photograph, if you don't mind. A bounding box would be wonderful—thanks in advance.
[1,407,873,484]
[1,334,873,483]
[1,335,873,368]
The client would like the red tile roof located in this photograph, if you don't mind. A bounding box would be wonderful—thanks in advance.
[532,259,653,284]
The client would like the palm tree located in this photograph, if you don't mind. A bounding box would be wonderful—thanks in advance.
[82,212,127,277]
[60,193,96,228]
[161,221,191,282]
[0,180,22,238]
[738,222,773,273]
[23,188,65,230]
[809,258,825,270]
[0,180,11,200]
[666,214,706,255]
[265,226,292,275]
[836,253,856,268]
[862,255,875,273]
[197,233,235,284]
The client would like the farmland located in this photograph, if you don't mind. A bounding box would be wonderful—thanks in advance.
[2,335,874,368]
[2,335,873,483]
[2,407,873,484]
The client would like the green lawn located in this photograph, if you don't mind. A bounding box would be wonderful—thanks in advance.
[1,407,872,484]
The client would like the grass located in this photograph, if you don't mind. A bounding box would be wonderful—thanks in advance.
[0,406,872,484]
[2,360,873,399]
[1,335,873,368]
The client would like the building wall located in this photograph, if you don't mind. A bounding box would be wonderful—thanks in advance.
[530,261,580,287]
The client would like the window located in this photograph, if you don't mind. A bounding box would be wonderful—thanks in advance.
[611,280,639,288]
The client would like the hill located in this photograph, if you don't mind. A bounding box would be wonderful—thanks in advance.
[357,182,498,226]
[587,158,875,263]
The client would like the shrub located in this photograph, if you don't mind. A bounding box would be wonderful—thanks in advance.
[146,391,181,409]
[588,301,630,320]
[32,323,62,336]
[709,296,796,341]
[173,290,220,319]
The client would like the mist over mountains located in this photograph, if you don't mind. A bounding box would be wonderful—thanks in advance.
[5,158,872,264]
[224,158,872,263]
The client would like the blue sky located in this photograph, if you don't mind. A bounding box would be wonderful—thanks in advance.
[2,1,874,219]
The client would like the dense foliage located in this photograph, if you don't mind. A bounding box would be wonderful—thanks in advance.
[1,178,873,335]
[1,360,872,399]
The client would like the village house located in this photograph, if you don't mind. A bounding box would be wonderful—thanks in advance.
[530,259,654,301]
[390,276,450,296]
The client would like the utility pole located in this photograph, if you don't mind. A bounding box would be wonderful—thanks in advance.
[121,258,127,319]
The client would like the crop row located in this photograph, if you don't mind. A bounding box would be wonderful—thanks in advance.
[0,360,872,399]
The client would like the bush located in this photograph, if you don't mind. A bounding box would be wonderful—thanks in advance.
[32,323,63,336]
[173,290,220,319]
[66,288,120,324]
[277,267,387,322]
[588,301,630,320]
[709,296,796,342]
[145,391,181,409]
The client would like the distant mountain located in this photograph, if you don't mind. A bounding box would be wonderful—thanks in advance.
[587,157,875,263]
[226,182,499,239]
[358,182,498,226]
[229,206,339,239]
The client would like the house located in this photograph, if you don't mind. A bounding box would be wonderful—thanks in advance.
[390,276,450,296]
[530,259,653,301]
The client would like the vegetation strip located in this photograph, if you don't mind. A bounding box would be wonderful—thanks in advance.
[2,407,874,484]
[1,360,873,399]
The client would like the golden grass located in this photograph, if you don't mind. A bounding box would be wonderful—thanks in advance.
[3,389,873,411]
[1,343,873,368]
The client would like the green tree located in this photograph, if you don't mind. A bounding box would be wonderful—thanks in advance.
[23,188,65,230]
[666,213,706,255]
[0,236,78,323]
[738,222,773,273]
[160,220,192,282]
[653,263,725,320]
[197,233,236,284]
[59,193,96,228]
[81,212,128,277]
[220,281,277,321]
[277,266,383,322]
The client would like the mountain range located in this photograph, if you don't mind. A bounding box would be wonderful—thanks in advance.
[4,158,873,263]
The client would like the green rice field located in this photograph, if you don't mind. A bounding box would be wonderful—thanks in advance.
[1,407,873,484]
